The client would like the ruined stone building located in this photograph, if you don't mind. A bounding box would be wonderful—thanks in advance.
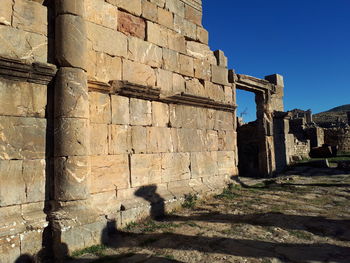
[0,0,293,261]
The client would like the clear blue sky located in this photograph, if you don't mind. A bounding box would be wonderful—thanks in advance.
[202,0,350,122]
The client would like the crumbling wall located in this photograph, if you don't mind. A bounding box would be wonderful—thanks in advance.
[324,128,350,153]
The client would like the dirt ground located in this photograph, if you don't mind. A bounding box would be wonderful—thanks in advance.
[69,166,350,263]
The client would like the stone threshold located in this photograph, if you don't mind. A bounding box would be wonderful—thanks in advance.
[0,56,57,85]
[88,80,237,113]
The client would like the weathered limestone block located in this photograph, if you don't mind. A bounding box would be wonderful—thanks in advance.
[214,50,228,68]
[128,37,163,67]
[90,124,108,155]
[190,152,218,178]
[152,102,169,127]
[185,4,202,26]
[130,98,152,126]
[91,155,129,193]
[206,130,218,151]
[168,31,186,54]
[54,118,90,156]
[111,95,129,125]
[23,159,46,203]
[173,73,185,94]
[0,235,20,263]
[56,15,87,70]
[0,79,46,118]
[161,153,190,183]
[170,105,195,128]
[85,0,118,29]
[165,0,185,17]
[55,67,89,119]
[0,206,24,237]
[167,179,193,198]
[20,230,44,256]
[179,54,194,77]
[197,26,208,44]
[150,0,165,8]
[106,0,142,16]
[147,21,168,47]
[194,58,211,81]
[203,174,229,190]
[95,53,122,83]
[189,178,211,194]
[109,125,131,154]
[131,126,147,153]
[0,160,25,206]
[217,151,236,176]
[172,128,204,152]
[173,15,184,34]
[186,41,216,64]
[142,0,158,22]
[0,116,46,159]
[214,111,234,131]
[21,202,47,229]
[183,19,197,40]
[0,25,47,62]
[158,8,173,29]
[118,11,146,39]
[123,59,156,87]
[185,78,206,97]
[218,130,236,151]
[163,48,179,72]
[13,0,47,35]
[0,0,13,26]
[87,21,127,57]
[205,81,225,102]
[54,156,90,200]
[206,109,216,130]
[211,65,229,86]
[91,190,119,214]
[196,108,208,129]
[224,85,233,104]
[130,154,162,187]
[89,92,111,124]
[56,0,85,16]
[156,68,173,94]
[147,127,173,153]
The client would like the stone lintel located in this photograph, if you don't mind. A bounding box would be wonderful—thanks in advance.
[0,56,56,85]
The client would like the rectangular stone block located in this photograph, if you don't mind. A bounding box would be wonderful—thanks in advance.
[211,65,229,85]
[142,0,158,22]
[167,179,193,198]
[185,78,206,97]
[167,30,186,54]
[111,95,130,125]
[214,111,234,131]
[206,130,218,151]
[91,191,119,214]
[150,0,165,8]
[161,153,190,183]
[131,126,147,153]
[172,73,185,94]
[156,68,173,94]
[157,7,173,29]
[128,37,163,67]
[89,92,111,124]
[91,155,130,193]
[109,125,131,154]
[179,54,194,77]
[85,0,118,29]
[214,50,228,68]
[185,4,202,26]
[173,14,184,34]
[217,151,237,176]
[197,26,208,44]
[0,79,47,118]
[22,159,46,203]
[205,81,225,102]
[152,101,169,127]
[13,0,47,35]
[93,53,122,83]
[0,160,25,206]
[147,127,173,153]
[130,98,152,126]
[147,21,168,47]
[218,130,236,151]
[130,154,162,187]
[165,0,185,17]
[0,25,47,63]
[183,19,196,40]
[87,21,127,57]
[170,105,194,128]
[194,58,211,81]
[172,128,204,152]
[90,124,108,155]
[163,48,179,72]
[190,152,218,178]
[0,235,20,263]
[0,0,12,26]
[0,116,46,159]
[123,59,156,87]
[106,0,142,16]
[118,11,146,39]
[224,85,233,104]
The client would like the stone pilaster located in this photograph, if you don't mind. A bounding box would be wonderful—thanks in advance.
[52,0,104,260]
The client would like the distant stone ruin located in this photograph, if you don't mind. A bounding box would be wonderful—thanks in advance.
[0,0,318,261]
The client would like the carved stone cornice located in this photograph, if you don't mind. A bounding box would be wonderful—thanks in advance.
[89,80,237,113]
[0,56,57,85]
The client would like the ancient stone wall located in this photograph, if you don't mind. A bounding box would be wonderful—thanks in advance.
[324,128,350,153]
[0,0,239,260]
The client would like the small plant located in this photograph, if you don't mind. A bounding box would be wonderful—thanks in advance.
[125,221,138,231]
[164,254,175,260]
[289,230,313,240]
[182,193,198,208]
[71,244,107,257]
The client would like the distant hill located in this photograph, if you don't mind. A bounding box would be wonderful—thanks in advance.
[313,104,350,124]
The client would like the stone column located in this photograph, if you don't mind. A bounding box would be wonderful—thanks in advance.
[52,0,103,260]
